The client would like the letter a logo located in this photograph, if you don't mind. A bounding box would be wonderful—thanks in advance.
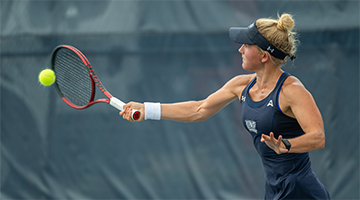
[267,100,273,107]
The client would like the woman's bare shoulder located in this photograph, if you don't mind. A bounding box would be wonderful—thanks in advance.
[222,73,256,96]
[282,75,306,92]
[229,73,256,86]
[282,75,312,104]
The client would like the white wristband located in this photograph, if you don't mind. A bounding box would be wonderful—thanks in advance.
[144,102,161,120]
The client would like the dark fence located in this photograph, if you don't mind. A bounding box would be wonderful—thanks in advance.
[1,1,359,199]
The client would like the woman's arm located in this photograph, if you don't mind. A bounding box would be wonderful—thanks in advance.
[120,74,253,122]
[261,76,325,154]
[160,84,238,123]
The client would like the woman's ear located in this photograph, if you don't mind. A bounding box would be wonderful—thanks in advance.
[261,51,270,63]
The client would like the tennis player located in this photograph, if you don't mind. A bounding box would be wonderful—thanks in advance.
[121,13,330,199]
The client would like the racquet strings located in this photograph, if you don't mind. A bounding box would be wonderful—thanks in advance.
[53,48,92,106]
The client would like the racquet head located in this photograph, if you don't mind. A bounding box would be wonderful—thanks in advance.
[51,45,105,109]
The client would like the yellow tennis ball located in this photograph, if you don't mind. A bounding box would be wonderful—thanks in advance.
[38,69,56,86]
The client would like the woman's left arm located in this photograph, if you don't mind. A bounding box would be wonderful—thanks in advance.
[261,77,325,154]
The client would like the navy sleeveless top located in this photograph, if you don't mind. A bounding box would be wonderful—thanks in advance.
[241,72,330,199]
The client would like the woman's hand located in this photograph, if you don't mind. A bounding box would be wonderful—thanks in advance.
[260,132,289,154]
[120,102,145,122]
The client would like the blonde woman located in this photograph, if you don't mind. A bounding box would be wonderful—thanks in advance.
[121,13,330,199]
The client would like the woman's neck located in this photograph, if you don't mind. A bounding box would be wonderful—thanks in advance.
[255,66,283,89]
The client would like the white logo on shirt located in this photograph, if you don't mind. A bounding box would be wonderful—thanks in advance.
[245,120,258,134]
[267,100,273,107]
[241,96,246,102]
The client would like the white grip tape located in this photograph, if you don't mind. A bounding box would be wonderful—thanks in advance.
[110,97,125,111]
[144,102,161,120]
[110,97,140,120]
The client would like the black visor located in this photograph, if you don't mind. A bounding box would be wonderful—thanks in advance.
[229,21,288,60]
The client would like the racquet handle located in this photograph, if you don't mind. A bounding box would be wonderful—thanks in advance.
[110,97,141,121]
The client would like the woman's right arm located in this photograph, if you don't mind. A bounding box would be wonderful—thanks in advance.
[120,74,253,122]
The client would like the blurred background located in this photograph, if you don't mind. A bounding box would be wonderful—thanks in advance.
[1,1,359,199]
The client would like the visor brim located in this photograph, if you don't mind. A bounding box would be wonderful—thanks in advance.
[229,27,254,45]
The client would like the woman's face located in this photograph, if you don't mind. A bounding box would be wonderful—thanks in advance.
[238,44,264,71]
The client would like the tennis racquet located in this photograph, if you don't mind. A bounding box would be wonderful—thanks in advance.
[51,44,140,121]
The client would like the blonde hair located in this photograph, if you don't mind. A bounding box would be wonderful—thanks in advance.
[256,13,299,66]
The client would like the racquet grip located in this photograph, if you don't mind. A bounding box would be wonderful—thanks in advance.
[110,97,141,121]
